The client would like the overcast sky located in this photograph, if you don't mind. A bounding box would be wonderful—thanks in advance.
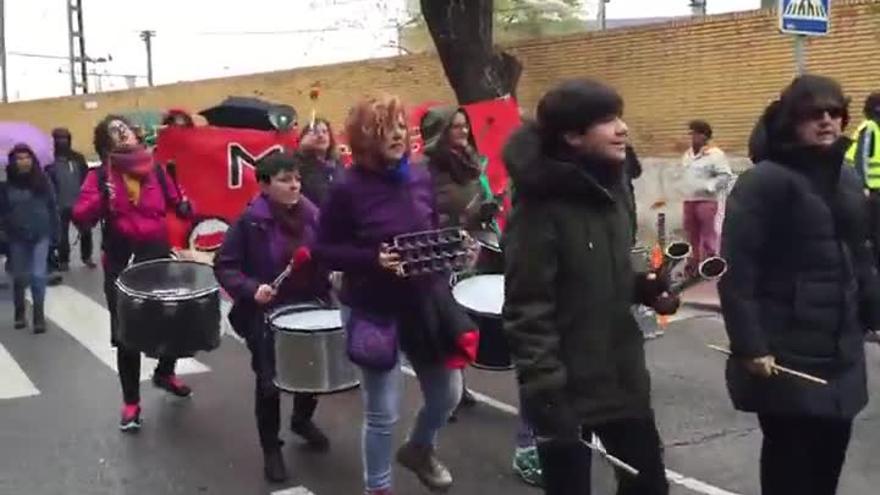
[3,0,760,102]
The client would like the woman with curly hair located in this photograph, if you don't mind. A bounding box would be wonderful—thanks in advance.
[316,95,478,495]
[73,114,194,432]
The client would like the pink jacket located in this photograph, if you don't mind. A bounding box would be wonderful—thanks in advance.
[73,165,185,246]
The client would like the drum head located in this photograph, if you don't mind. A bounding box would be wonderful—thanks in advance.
[117,259,218,300]
[452,274,504,316]
[271,307,342,333]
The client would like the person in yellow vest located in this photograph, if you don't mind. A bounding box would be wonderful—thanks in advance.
[845,93,880,190]
[845,93,880,261]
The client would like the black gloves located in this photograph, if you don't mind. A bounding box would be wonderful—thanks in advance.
[175,200,194,220]
[477,200,501,223]
[634,271,681,316]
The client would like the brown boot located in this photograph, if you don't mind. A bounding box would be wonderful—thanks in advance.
[396,442,452,492]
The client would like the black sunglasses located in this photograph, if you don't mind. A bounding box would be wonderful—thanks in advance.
[801,105,845,121]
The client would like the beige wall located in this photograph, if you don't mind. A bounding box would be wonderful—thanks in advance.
[1,0,878,158]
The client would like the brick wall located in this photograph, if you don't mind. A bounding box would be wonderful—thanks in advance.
[1,0,878,158]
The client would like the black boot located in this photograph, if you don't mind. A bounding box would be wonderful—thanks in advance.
[263,449,289,483]
[290,417,330,451]
[13,282,26,330]
[33,304,46,334]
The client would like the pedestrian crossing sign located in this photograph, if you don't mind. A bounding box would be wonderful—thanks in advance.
[779,0,831,36]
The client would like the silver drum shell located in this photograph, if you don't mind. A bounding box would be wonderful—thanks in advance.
[270,305,359,394]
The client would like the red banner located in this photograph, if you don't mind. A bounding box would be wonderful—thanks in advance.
[154,126,299,250]
[462,97,521,204]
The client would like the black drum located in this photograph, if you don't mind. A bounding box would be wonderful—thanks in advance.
[116,259,221,358]
[451,274,512,371]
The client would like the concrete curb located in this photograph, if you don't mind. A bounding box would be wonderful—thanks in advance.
[682,301,721,313]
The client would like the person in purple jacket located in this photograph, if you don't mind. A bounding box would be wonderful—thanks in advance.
[214,152,331,483]
[316,95,478,495]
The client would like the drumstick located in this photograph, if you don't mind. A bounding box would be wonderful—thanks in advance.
[271,266,292,290]
[584,435,639,476]
[707,345,828,385]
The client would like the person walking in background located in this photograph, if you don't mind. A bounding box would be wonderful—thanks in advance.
[720,75,880,495]
[419,105,544,486]
[845,92,880,262]
[503,79,678,495]
[47,128,94,270]
[0,144,58,334]
[681,120,732,276]
[297,117,341,206]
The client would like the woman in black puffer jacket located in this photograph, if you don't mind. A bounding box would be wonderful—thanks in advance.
[719,75,880,495]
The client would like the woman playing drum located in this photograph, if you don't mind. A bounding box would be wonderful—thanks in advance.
[73,115,195,432]
[214,152,331,483]
[316,94,478,495]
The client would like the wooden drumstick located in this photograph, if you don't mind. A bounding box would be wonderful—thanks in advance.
[707,345,828,385]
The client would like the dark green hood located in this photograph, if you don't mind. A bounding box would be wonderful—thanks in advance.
[420,105,477,154]
[502,121,614,203]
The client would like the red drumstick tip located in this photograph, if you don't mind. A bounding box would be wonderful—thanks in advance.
[292,246,312,267]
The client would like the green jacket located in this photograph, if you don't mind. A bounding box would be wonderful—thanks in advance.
[420,105,489,230]
[502,123,652,434]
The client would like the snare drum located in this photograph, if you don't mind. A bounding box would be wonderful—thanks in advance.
[269,304,359,394]
[451,274,512,371]
[116,259,221,358]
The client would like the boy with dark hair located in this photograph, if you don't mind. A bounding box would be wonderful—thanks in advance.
[502,79,678,495]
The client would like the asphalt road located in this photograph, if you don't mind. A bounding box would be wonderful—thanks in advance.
[1,261,879,495]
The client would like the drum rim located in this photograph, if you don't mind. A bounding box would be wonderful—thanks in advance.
[115,259,219,301]
[269,304,343,335]
[452,273,504,317]
[473,230,502,253]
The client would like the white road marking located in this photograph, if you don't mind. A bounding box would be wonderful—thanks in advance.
[270,487,316,495]
[404,364,742,495]
[0,342,40,400]
[35,286,210,378]
[219,307,738,494]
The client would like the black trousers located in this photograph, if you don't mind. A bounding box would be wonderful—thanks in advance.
[57,208,93,264]
[246,324,319,452]
[117,348,176,404]
[867,192,880,264]
[758,414,853,495]
[537,417,669,495]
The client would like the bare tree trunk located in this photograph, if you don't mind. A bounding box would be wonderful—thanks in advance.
[420,0,523,104]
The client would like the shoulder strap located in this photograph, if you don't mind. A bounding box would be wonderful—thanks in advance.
[154,164,173,205]
[97,166,110,215]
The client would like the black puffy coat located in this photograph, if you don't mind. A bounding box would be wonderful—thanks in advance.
[719,138,880,419]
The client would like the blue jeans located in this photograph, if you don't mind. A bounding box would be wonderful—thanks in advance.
[9,237,50,308]
[358,363,462,490]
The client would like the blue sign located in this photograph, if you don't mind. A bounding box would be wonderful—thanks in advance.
[779,0,831,36]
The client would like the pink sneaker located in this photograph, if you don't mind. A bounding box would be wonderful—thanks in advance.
[152,374,192,398]
[119,404,141,432]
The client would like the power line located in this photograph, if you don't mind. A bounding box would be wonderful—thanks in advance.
[8,51,110,62]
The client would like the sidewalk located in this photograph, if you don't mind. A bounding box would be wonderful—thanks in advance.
[680,279,720,312]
